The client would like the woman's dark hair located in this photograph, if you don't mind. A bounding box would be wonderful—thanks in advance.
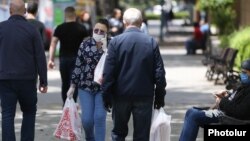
[97,18,110,31]
[193,22,200,27]
[27,2,38,14]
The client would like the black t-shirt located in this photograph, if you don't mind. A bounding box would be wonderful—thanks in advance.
[54,22,87,57]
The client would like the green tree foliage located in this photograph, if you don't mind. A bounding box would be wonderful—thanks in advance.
[119,0,159,11]
[199,0,236,35]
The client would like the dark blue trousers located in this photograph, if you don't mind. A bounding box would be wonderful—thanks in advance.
[0,80,37,141]
[111,99,153,141]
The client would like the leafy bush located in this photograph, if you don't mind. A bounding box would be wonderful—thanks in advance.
[145,13,160,20]
[174,11,189,19]
[228,27,250,69]
[145,11,189,20]
[219,35,230,48]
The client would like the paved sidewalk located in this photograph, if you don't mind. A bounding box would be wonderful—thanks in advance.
[0,20,225,141]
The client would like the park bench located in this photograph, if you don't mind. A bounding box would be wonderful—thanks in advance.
[204,47,231,81]
[213,48,238,85]
[202,47,239,88]
[202,47,229,66]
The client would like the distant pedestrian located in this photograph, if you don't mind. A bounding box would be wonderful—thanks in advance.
[0,3,9,22]
[140,10,149,34]
[48,6,88,106]
[0,0,48,141]
[102,8,167,141]
[163,0,173,33]
[109,8,124,37]
[77,10,93,37]
[67,18,110,141]
[26,1,48,50]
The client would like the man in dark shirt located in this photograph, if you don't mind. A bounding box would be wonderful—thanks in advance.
[48,6,87,105]
[0,0,48,140]
[179,59,250,141]
[26,1,48,50]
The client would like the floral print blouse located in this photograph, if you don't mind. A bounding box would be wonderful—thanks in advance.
[71,37,104,92]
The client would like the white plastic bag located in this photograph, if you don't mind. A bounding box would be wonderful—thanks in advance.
[94,52,107,84]
[53,98,82,141]
[150,108,171,141]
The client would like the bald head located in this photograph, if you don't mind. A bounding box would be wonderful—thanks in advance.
[10,0,26,16]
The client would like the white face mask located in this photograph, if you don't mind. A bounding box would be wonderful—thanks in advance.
[93,33,105,42]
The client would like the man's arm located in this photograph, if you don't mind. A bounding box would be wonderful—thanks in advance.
[102,41,117,112]
[154,42,166,95]
[153,39,167,109]
[219,91,250,118]
[102,41,117,94]
[33,29,48,93]
[48,36,59,69]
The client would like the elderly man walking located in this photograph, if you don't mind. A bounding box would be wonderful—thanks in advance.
[102,8,167,141]
[0,0,48,141]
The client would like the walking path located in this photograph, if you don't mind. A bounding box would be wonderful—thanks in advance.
[0,20,225,141]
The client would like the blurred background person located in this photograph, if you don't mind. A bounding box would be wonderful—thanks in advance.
[0,3,9,22]
[163,0,174,34]
[199,18,210,34]
[77,10,93,37]
[185,22,203,55]
[108,8,124,37]
[26,1,48,51]
[140,10,149,34]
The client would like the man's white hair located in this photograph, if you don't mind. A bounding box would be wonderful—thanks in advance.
[123,8,142,27]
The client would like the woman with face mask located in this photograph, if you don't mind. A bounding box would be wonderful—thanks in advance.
[67,18,110,141]
[179,59,250,141]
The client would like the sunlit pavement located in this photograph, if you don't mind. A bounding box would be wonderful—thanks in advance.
[0,20,225,141]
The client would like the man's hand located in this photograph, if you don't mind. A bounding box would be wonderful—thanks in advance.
[39,86,47,93]
[210,96,222,109]
[213,90,228,99]
[67,84,76,99]
[48,60,55,69]
[210,90,226,109]
[104,101,112,112]
[154,95,165,109]
[102,95,112,112]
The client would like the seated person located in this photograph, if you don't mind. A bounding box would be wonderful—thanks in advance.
[200,19,210,34]
[185,22,203,55]
[179,59,250,141]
